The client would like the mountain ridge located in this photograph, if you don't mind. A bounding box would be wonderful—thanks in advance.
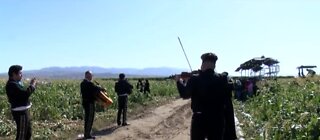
[0,66,188,79]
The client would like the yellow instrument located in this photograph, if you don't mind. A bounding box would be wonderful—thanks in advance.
[96,91,113,108]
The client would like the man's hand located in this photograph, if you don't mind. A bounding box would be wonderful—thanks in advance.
[30,78,37,87]
[174,75,181,82]
[175,75,189,86]
[101,88,107,92]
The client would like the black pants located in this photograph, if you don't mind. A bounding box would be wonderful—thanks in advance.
[83,102,95,137]
[191,113,225,140]
[12,110,32,140]
[117,96,128,125]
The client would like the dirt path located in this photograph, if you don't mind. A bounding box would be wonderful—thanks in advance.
[87,99,244,140]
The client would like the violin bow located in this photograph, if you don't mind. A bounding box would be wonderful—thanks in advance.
[178,37,193,72]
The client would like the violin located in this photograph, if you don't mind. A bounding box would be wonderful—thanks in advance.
[165,70,200,80]
[179,70,200,79]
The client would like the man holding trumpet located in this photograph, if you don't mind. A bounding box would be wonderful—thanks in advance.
[5,65,37,140]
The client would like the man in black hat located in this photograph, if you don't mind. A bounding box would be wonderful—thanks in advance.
[176,52,237,140]
[5,65,37,140]
[80,71,105,139]
[115,73,133,126]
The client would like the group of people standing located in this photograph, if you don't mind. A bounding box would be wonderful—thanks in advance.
[80,72,133,139]
[234,78,258,101]
[5,51,237,140]
[136,79,150,94]
[4,65,134,140]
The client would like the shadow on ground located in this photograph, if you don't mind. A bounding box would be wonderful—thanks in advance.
[93,125,121,136]
[76,125,120,140]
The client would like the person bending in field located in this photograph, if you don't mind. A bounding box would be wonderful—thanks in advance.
[115,73,133,126]
[80,71,105,139]
[176,52,237,140]
[5,65,37,140]
[136,79,143,92]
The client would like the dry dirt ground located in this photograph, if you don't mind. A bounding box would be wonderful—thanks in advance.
[79,99,244,140]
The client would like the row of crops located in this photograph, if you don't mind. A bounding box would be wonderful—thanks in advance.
[234,77,320,139]
[0,79,178,139]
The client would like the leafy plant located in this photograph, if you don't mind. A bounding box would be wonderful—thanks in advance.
[235,76,320,139]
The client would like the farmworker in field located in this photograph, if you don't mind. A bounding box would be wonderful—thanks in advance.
[246,79,254,97]
[80,71,105,139]
[115,73,133,126]
[143,79,150,94]
[5,65,37,140]
[175,52,237,140]
[136,79,143,92]
[234,79,242,100]
[252,78,258,96]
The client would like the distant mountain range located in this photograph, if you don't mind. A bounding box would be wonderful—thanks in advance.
[0,66,188,79]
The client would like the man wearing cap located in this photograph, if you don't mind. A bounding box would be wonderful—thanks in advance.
[115,73,133,126]
[5,65,37,140]
[80,71,105,139]
[176,52,237,140]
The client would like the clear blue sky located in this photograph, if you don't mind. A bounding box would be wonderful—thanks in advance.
[1,0,319,76]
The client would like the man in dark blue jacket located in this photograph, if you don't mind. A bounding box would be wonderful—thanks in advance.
[115,73,133,126]
[176,53,237,140]
[5,65,37,140]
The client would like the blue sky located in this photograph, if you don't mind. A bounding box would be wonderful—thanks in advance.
[1,0,319,76]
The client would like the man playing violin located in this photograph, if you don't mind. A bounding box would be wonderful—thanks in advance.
[176,52,237,140]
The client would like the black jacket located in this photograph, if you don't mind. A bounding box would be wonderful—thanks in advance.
[5,79,35,110]
[177,69,230,113]
[176,69,237,139]
[115,80,133,96]
[80,79,101,104]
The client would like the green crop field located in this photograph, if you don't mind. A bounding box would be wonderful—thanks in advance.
[234,76,320,140]
[0,79,178,139]
[2,76,320,139]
